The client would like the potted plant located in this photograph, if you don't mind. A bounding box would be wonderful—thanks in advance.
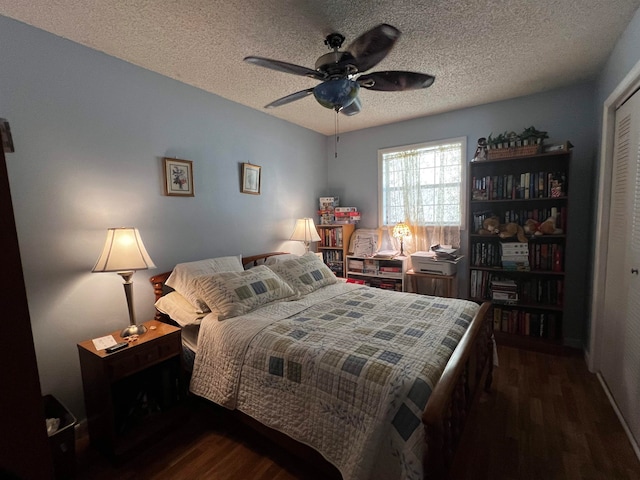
[521,126,548,145]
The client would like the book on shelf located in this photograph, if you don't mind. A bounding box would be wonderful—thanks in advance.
[492,306,560,339]
[471,171,567,201]
[500,242,529,255]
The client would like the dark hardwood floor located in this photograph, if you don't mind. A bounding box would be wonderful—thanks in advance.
[75,346,640,479]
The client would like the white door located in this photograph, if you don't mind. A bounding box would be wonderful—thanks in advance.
[601,89,640,444]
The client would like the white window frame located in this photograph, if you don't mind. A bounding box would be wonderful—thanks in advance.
[377,136,467,229]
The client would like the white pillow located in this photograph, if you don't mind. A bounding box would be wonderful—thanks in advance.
[267,252,337,296]
[193,265,296,320]
[265,253,300,265]
[154,291,208,327]
[165,255,243,312]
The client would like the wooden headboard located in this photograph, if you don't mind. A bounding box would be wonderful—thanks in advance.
[149,252,288,302]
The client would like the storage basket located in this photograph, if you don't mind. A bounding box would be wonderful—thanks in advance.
[487,144,541,160]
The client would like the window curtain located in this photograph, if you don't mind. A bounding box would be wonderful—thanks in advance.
[387,147,461,255]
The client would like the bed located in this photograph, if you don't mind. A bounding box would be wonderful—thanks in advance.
[149,252,493,480]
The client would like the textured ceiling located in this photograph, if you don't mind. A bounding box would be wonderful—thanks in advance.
[1,1,639,136]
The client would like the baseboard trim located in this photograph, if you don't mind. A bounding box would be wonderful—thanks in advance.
[596,372,640,462]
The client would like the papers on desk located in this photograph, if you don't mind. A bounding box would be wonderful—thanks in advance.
[92,335,117,350]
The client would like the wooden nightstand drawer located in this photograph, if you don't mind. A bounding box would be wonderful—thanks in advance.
[105,333,181,381]
[106,353,138,381]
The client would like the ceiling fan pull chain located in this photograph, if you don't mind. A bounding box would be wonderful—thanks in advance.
[335,111,340,158]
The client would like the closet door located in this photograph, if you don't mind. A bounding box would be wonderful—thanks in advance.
[601,90,640,444]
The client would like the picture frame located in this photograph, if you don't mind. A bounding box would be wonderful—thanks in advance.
[0,118,15,153]
[241,162,261,195]
[163,157,194,197]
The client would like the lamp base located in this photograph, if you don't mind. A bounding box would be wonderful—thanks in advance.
[120,324,148,337]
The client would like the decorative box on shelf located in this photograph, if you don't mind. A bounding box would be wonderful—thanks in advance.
[487,144,541,160]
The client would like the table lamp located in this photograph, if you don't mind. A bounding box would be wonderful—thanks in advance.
[392,222,411,257]
[92,227,156,337]
[290,218,321,252]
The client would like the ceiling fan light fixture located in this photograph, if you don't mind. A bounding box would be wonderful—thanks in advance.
[313,79,360,111]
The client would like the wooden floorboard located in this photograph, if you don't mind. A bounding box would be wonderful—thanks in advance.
[74,345,640,479]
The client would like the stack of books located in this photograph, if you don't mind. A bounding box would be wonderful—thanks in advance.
[333,206,361,224]
[318,196,339,224]
[491,278,519,305]
[500,242,530,271]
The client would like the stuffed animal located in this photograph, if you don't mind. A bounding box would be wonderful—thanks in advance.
[478,216,527,243]
[478,216,500,235]
[524,216,563,236]
[498,222,527,243]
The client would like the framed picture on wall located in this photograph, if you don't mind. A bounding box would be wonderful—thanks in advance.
[0,118,14,153]
[163,157,194,196]
[241,162,261,195]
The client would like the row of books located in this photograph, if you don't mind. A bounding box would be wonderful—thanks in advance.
[470,270,564,306]
[472,207,567,233]
[347,259,402,276]
[530,243,563,272]
[471,241,564,271]
[322,250,344,262]
[349,275,402,291]
[471,171,567,201]
[519,278,564,306]
[326,261,345,276]
[319,228,344,247]
[493,306,561,339]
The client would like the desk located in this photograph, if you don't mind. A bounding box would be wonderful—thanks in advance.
[406,269,457,298]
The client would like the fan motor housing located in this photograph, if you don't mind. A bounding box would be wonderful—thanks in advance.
[315,52,357,76]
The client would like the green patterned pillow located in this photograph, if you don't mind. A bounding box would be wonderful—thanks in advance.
[193,265,295,320]
[267,252,337,296]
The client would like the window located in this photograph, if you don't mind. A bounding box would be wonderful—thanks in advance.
[378,137,466,250]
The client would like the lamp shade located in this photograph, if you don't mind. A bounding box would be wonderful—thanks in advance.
[290,218,321,243]
[92,227,156,273]
[392,222,411,239]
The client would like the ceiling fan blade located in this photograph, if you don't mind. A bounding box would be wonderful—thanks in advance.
[244,56,327,81]
[340,96,362,116]
[358,71,435,91]
[264,88,315,108]
[338,24,400,73]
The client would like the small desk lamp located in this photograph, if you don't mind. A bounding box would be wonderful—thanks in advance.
[290,218,321,253]
[92,227,156,337]
[392,222,411,257]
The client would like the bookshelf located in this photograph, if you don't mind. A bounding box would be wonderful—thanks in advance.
[346,255,407,291]
[468,150,570,351]
[316,223,355,277]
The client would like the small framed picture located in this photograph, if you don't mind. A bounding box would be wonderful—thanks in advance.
[163,158,194,197]
[0,118,15,153]
[241,163,261,195]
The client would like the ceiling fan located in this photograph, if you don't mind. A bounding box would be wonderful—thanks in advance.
[244,24,435,116]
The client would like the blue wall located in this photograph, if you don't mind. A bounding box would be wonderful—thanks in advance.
[327,83,599,349]
[0,15,327,417]
[4,5,640,419]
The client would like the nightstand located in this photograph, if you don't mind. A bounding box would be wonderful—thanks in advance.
[406,269,457,298]
[77,319,186,461]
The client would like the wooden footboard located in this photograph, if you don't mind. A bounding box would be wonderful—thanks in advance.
[422,301,493,479]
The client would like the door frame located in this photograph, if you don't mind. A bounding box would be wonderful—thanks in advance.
[590,59,640,373]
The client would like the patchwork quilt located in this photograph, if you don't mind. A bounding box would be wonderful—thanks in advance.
[190,282,480,480]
